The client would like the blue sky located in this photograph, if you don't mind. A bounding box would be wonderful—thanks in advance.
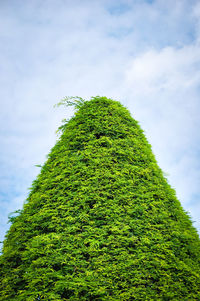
[1,0,200,241]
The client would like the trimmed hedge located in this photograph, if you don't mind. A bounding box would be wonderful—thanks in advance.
[0,96,200,300]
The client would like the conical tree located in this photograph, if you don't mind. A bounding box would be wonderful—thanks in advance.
[0,96,200,300]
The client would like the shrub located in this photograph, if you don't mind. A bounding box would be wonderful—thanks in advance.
[0,96,200,300]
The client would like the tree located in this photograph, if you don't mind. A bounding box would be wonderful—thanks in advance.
[0,96,200,300]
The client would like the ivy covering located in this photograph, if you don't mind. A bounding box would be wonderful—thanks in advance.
[0,96,200,300]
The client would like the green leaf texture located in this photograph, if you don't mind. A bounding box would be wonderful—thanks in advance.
[0,96,200,300]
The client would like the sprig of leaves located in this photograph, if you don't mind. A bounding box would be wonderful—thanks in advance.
[54,96,86,110]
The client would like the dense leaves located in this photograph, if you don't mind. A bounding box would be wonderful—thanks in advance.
[0,96,200,300]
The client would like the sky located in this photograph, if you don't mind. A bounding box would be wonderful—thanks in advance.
[0,0,200,242]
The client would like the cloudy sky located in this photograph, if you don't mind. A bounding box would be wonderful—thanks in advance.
[1,0,200,242]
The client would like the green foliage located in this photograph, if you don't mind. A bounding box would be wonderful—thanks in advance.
[0,96,200,300]
[54,96,85,110]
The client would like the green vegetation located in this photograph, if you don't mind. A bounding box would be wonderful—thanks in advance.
[0,96,200,300]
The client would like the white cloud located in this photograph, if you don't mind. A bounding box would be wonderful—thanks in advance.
[125,44,200,95]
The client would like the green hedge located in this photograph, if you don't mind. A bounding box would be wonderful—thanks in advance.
[0,96,200,300]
